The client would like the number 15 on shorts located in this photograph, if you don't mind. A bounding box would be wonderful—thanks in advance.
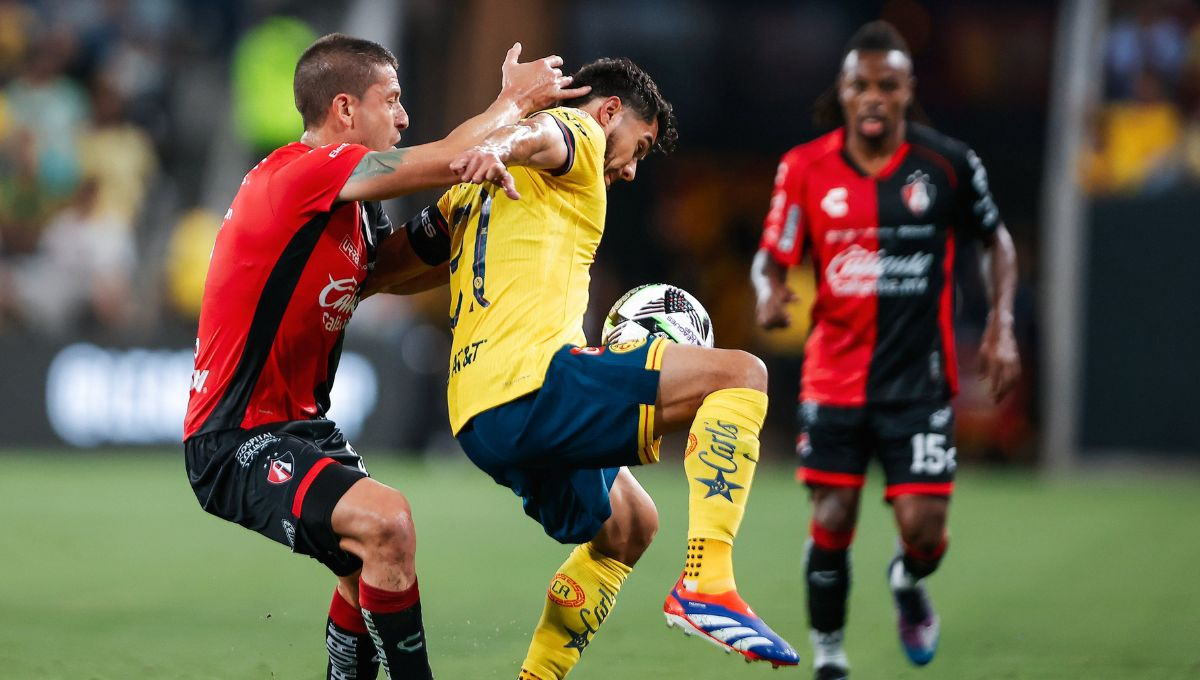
[910,433,957,475]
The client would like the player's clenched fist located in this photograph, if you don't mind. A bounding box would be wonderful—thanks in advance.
[756,283,797,330]
[498,42,591,114]
[450,145,520,200]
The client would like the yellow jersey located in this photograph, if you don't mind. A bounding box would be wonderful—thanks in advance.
[440,107,607,434]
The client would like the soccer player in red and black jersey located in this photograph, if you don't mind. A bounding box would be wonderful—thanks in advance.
[751,22,1020,680]
[183,34,585,680]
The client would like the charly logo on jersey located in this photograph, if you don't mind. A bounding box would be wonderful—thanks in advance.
[266,452,295,484]
[929,406,953,431]
[320,275,360,332]
[570,346,607,356]
[901,171,936,217]
[821,187,849,218]
[826,244,934,297]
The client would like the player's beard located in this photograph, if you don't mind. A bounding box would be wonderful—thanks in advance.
[602,130,618,187]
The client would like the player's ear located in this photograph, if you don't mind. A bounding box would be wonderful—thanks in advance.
[332,93,355,128]
[598,95,622,125]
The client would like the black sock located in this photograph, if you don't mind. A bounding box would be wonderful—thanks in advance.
[359,580,432,680]
[326,619,380,679]
[805,539,851,633]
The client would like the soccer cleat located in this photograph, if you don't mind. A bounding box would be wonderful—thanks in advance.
[888,557,939,666]
[663,575,800,668]
[814,665,849,680]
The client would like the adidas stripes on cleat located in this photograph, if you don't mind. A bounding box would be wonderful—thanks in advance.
[663,575,800,668]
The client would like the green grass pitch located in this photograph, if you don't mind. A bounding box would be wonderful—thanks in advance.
[1,450,1198,679]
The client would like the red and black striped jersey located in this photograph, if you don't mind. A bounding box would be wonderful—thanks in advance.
[184,142,392,439]
[760,124,1000,406]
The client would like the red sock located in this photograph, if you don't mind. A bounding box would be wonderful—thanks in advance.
[358,579,420,613]
[901,535,949,579]
[329,588,367,634]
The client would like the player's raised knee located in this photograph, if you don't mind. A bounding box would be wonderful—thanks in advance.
[716,348,768,393]
[355,496,417,567]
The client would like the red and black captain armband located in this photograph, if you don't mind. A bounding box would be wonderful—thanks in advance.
[403,205,451,266]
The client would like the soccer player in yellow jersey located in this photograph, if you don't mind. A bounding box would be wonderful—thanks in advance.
[410,58,799,678]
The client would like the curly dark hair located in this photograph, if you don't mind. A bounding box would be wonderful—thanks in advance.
[563,57,678,155]
[294,33,398,130]
[812,20,929,129]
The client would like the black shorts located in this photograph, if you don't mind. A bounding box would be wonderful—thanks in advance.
[184,419,369,576]
[796,400,956,501]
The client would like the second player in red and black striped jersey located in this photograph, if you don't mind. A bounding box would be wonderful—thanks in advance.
[758,123,999,406]
[751,22,1021,677]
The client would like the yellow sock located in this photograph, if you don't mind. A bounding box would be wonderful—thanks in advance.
[682,387,767,593]
[683,536,735,593]
[520,542,631,680]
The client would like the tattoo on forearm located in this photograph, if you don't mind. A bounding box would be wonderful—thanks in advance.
[352,148,411,179]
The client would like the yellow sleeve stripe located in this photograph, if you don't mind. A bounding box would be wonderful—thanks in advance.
[644,337,669,371]
[637,403,661,465]
[635,338,670,465]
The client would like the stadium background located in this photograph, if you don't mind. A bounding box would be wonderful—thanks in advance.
[0,0,1197,678]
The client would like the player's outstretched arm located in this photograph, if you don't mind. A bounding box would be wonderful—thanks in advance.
[448,113,571,200]
[977,223,1020,402]
[338,43,589,203]
[751,248,797,330]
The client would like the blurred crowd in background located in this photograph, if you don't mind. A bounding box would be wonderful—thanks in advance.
[1084,0,1200,195]
[0,0,1188,461]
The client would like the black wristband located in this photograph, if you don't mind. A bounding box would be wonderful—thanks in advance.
[404,205,451,266]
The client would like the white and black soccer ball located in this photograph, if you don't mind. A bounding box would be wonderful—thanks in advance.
[602,283,714,348]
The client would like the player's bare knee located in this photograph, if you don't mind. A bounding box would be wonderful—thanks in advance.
[707,349,767,393]
[812,488,860,534]
[899,520,944,553]
[895,509,945,552]
[358,502,417,568]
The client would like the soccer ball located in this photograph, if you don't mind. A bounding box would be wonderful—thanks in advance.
[602,283,714,348]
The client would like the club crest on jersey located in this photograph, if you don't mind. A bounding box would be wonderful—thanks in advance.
[266,452,295,485]
[548,573,586,608]
[901,171,936,217]
[608,338,647,354]
[796,431,812,458]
